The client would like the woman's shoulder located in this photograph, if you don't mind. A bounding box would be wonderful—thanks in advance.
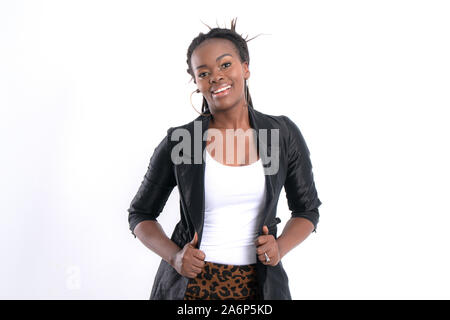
[253,107,300,132]
[166,114,208,134]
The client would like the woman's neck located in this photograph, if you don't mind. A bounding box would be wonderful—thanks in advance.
[209,104,250,130]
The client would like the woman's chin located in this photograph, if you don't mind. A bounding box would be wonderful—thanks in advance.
[210,100,244,112]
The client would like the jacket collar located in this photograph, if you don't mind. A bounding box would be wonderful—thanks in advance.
[174,105,277,242]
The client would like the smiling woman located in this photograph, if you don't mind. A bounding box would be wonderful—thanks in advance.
[127,17,322,300]
[191,40,246,114]
[186,18,258,116]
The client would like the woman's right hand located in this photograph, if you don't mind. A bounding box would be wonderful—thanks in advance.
[172,232,206,278]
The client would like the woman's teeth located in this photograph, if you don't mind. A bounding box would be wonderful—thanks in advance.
[213,85,231,94]
[212,85,231,98]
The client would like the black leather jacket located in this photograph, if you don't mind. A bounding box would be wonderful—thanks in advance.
[127,105,322,300]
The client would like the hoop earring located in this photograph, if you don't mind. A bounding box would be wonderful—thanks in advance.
[190,89,210,116]
[245,79,249,107]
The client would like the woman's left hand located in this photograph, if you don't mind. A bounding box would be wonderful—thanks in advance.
[255,225,281,266]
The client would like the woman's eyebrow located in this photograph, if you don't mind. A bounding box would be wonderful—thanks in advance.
[195,53,232,70]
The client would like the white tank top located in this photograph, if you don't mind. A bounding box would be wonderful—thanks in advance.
[199,150,266,265]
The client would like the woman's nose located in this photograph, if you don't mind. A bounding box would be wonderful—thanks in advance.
[210,70,224,83]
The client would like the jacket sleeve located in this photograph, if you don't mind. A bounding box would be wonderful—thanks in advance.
[127,127,177,237]
[282,116,322,232]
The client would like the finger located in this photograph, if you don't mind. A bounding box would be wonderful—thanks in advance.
[254,235,269,246]
[190,265,203,274]
[257,253,267,263]
[256,242,274,256]
[191,258,205,269]
[190,231,198,248]
[185,247,204,261]
[194,249,206,261]
[262,225,269,235]
[258,253,272,265]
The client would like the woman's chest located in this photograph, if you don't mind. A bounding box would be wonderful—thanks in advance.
[205,127,260,166]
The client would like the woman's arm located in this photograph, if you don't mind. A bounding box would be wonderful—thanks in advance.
[134,220,206,278]
[255,116,321,265]
[282,115,322,233]
[128,129,177,237]
[255,217,314,265]
[134,220,181,266]
[276,217,315,259]
[128,128,206,278]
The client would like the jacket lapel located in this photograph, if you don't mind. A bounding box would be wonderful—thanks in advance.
[175,106,277,244]
[248,106,277,228]
[174,114,209,242]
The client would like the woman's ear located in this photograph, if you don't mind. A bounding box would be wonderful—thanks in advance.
[243,61,250,80]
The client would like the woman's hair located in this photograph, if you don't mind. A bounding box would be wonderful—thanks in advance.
[186,17,262,114]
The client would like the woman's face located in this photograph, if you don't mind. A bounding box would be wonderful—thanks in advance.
[190,38,250,113]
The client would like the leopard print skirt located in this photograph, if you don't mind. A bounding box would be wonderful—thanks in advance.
[183,261,260,300]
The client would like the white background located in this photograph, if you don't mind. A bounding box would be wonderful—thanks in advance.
[1,0,449,299]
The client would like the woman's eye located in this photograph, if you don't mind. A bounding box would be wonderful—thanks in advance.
[198,63,230,78]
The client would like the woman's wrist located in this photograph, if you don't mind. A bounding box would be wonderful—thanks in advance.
[168,248,181,268]
[276,236,288,260]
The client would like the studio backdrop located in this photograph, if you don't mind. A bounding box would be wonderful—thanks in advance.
[1,0,449,299]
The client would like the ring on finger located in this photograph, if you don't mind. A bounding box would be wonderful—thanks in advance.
[264,252,270,263]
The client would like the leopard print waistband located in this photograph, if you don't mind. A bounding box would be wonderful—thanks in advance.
[183,261,260,300]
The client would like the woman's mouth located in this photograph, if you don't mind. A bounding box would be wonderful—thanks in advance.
[212,85,232,98]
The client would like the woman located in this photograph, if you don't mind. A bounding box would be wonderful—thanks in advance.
[127,18,322,300]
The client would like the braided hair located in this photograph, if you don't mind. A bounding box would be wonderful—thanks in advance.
[186,17,263,115]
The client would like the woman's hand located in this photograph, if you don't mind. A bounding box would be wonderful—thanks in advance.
[172,232,206,278]
[255,225,281,266]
